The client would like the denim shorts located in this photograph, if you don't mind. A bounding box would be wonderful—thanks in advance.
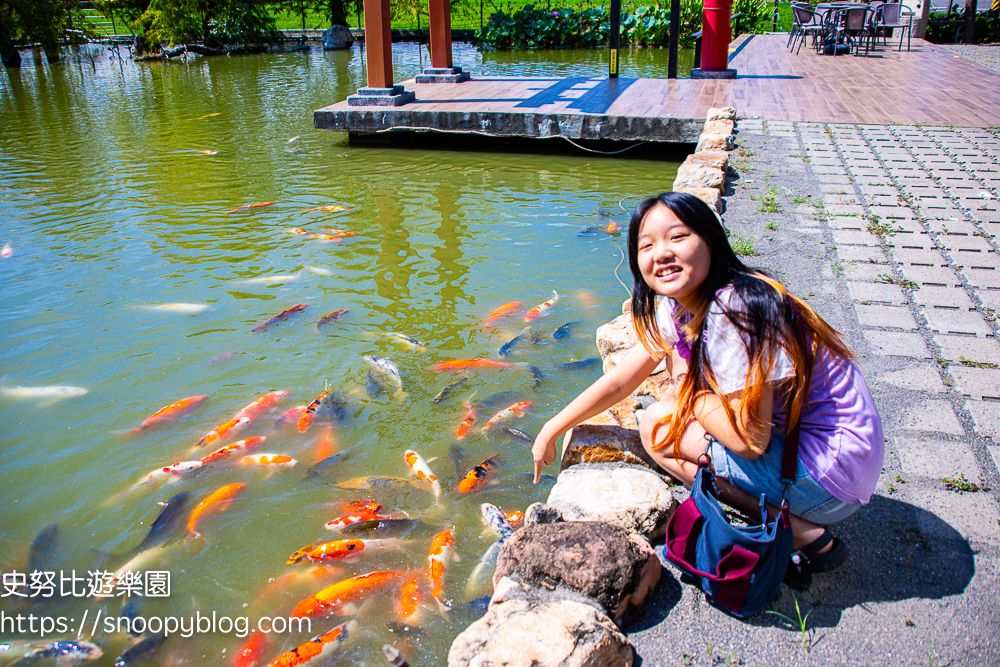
[708,428,861,525]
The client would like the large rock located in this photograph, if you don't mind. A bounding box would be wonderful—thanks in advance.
[675,186,722,213]
[703,118,735,135]
[696,132,736,153]
[673,163,726,192]
[562,422,655,470]
[322,25,354,50]
[596,312,638,359]
[706,106,737,121]
[448,593,633,667]
[493,521,661,622]
[602,350,672,401]
[547,464,677,540]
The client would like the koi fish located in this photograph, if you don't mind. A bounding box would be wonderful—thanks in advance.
[291,571,405,619]
[274,406,305,429]
[337,518,423,539]
[315,310,348,331]
[1,384,88,406]
[483,301,522,327]
[553,322,576,340]
[393,576,425,630]
[468,504,515,598]
[383,645,411,667]
[324,500,384,530]
[299,385,329,433]
[1,243,11,258]
[383,332,425,352]
[7,641,102,665]
[404,450,442,502]
[131,394,209,433]
[200,437,265,465]
[481,401,531,434]
[132,460,203,488]
[111,543,179,588]
[432,377,466,404]
[208,351,239,365]
[199,149,218,155]
[337,476,423,494]
[233,274,298,285]
[497,327,540,357]
[308,233,342,241]
[234,629,268,667]
[306,205,351,212]
[114,632,165,666]
[226,201,275,214]
[188,483,246,538]
[480,503,514,541]
[524,290,559,321]
[457,455,500,493]
[287,538,406,565]
[197,112,221,119]
[364,355,406,400]
[427,528,458,613]
[495,423,533,444]
[305,265,333,277]
[195,416,252,448]
[252,303,307,333]
[320,227,356,237]
[147,303,209,314]
[433,358,517,372]
[267,620,357,667]
[239,454,297,468]
[314,424,336,464]
[234,390,289,421]
[557,358,601,371]
[455,400,475,440]
[505,510,525,528]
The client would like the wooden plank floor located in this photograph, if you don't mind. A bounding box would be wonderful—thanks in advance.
[315,34,1000,140]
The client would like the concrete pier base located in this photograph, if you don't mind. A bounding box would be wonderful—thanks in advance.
[415,67,471,83]
[347,85,416,107]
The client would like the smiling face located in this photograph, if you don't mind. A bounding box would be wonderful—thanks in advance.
[636,204,712,311]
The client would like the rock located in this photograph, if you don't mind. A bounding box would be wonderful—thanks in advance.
[706,106,737,121]
[448,594,633,667]
[703,119,735,135]
[546,464,677,540]
[602,351,672,400]
[621,298,631,315]
[562,422,656,471]
[673,163,726,192]
[524,502,563,525]
[322,25,354,50]
[596,312,639,359]
[674,186,722,213]
[493,521,661,622]
[607,396,641,430]
[688,150,730,171]
[696,132,736,153]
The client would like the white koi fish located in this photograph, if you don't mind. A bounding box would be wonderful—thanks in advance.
[146,303,209,314]
[1,384,87,406]
[524,291,559,321]
[404,449,442,502]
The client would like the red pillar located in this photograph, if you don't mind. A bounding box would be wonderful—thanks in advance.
[701,0,731,72]
[363,0,393,88]
[428,0,453,69]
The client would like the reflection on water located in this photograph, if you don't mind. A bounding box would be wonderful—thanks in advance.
[0,42,681,665]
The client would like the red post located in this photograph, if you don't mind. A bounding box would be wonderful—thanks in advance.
[428,0,454,69]
[363,0,393,88]
[701,0,731,72]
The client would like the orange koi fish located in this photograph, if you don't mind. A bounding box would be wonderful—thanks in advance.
[315,310,348,332]
[404,450,441,502]
[195,416,252,448]
[291,228,309,235]
[200,436,266,465]
[291,571,405,619]
[455,400,475,440]
[287,538,406,565]
[481,401,532,434]
[457,455,500,494]
[320,227,356,237]
[239,454,297,468]
[394,575,425,629]
[309,233,341,241]
[299,385,328,433]
[483,300,522,328]
[274,406,305,429]
[132,394,209,433]
[268,621,357,667]
[324,500,383,530]
[188,483,246,538]
[427,528,458,613]
[226,201,275,214]
[234,391,288,421]
[604,221,622,233]
[433,359,517,372]
[197,112,221,119]
[524,290,559,321]
[233,629,268,667]
[252,304,308,333]
[132,460,203,489]
[306,205,351,212]
[314,424,336,464]
[505,510,525,528]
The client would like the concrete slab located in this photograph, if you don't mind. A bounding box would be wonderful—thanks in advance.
[857,305,918,330]
[934,335,1000,365]
[898,400,965,435]
[864,330,930,358]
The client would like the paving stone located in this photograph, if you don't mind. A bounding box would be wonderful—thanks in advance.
[898,400,965,435]
[897,436,980,480]
[917,488,1000,544]
[965,399,1000,441]
[828,216,865,230]
[856,305,918,330]
[927,220,980,236]
[956,254,1000,270]
[837,246,887,264]
[911,286,974,310]
[878,364,946,392]
[865,194,902,207]
[828,204,866,216]
[818,183,853,194]
[965,268,1000,289]
[973,209,1000,223]
[857,185,898,196]
[844,263,889,282]
[900,265,963,287]
[893,248,949,267]
[948,366,1000,399]
[832,229,880,246]
[938,235,994,253]
[823,193,861,206]
[885,220,923,234]
[864,330,929,357]
[847,281,906,304]
[890,234,936,250]
[814,166,850,176]
[920,308,992,336]
[934,335,1000,365]
[815,175,852,185]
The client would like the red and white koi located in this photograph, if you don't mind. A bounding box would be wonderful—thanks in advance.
[315,310,348,332]
[252,303,308,333]
[132,460,203,488]
[404,450,441,502]
[455,400,475,440]
[320,227,356,237]
[239,454,297,469]
[195,416,251,448]
[299,385,329,433]
[200,436,265,465]
[274,406,305,429]
[481,401,532,434]
[226,201,275,214]
[524,290,559,321]
[267,620,357,667]
[483,301,521,328]
[132,394,209,433]
[324,500,384,530]
[234,390,288,421]
[457,455,500,494]
[427,528,458,614]
[306,205,351,212]
[286,538,407,565]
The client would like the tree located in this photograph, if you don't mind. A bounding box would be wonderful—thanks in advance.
[0,0,89,66]
[97,0,275,50]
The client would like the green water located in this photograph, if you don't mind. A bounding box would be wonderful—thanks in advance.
[0,42,680,665]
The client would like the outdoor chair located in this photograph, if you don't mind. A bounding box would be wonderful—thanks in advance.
[831,6,874,56]
[875,2,914,51]
[789,4,827,53]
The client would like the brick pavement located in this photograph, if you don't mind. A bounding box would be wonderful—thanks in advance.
[941,43,1000,75]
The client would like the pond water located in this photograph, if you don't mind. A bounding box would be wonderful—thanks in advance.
[0,42,682,666]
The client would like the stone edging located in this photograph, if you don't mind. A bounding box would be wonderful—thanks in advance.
[672,106,738,214]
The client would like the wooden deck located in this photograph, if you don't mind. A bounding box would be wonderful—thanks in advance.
[313,34,1000,142]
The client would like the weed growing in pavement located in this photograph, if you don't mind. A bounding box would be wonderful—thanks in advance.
[757,186,781,213]
[942,473,992,493]
[729,233,759,256]
[959,356,1000,369]
[906,619,916,627]
[984,308,997,322]
[876,273,919,289]
[973,229,992,238]
[788,153,812,163]
[767,221,779,231]
[766,592,816,652]
[832,263,845,276]
[790,194,810,205]
[865,214,903,237]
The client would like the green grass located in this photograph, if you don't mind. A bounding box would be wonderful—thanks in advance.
[729,233,759,256]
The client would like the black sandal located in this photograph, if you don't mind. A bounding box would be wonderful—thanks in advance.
[789,528,849,575]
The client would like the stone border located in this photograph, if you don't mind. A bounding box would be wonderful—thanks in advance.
[672,106,738,214]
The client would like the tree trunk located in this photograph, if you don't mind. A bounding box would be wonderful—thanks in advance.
[963,0,975,43]
[915,0,931,38]
[329,0,348,27]
[0,11,21,67]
